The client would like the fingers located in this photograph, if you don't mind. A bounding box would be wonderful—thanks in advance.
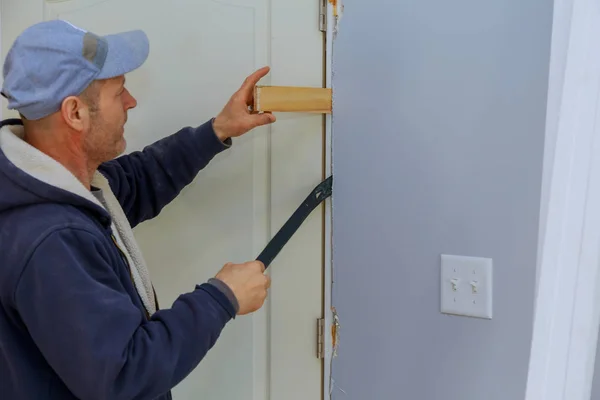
[247,261,269,288]
[248,260,266,273]
[247,112,276,130]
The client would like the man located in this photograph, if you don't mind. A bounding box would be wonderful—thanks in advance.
[0,20,275,400]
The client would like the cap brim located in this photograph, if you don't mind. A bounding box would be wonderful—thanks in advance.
[96,30,149,80]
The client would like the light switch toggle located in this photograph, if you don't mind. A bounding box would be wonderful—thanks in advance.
[450,278,460,291]
[470,280,478,294]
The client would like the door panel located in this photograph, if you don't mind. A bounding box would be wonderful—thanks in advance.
[1,0,324,399]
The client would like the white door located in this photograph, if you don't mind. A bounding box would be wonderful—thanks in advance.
[1,1,325,399]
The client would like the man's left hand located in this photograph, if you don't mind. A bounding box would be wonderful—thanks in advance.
[212,66,276,142]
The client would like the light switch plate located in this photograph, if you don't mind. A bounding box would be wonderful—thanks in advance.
[440,254,493,319]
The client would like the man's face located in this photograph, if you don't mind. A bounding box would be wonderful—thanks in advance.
[83,75,137,163]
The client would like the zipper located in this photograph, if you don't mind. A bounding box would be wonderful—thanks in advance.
[110,233,151,320]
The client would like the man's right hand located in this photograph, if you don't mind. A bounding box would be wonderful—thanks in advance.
[215,261,270,315]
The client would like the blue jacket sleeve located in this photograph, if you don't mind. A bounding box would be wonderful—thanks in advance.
[98,119,231,228]
[14,226,233,400]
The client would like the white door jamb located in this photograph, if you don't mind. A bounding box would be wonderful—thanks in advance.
[525,0,600,398]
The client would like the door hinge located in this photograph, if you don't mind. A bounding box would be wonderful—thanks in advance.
[317,318,325,358]
[319,0,327,32]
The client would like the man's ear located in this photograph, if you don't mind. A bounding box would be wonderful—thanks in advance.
[61,96,88,132]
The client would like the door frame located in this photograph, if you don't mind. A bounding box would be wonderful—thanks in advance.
[322,1,340,398]
[321,0,344,399]
[525,0,600,398]
[0,0,337,397]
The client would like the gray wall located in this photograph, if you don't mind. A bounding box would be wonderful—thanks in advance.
[330,0,553,399]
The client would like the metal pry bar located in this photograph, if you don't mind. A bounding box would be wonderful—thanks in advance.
[257,175,333,268]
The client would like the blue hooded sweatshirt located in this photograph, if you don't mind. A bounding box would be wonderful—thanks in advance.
[0,118,239,400]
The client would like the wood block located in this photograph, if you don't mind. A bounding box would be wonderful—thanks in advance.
[252,86,332,113]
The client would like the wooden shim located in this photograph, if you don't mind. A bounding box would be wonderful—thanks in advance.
[253,86,332,113]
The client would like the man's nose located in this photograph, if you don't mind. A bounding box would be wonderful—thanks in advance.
[123,88,137,109]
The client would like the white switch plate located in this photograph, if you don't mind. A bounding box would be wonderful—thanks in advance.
[440,254,493,319]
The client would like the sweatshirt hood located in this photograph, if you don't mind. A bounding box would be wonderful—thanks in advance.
[0,118,109,222]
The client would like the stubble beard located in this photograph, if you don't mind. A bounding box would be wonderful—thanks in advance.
[84,113,127,167]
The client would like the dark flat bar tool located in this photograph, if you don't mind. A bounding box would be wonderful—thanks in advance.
[257,175,333,268]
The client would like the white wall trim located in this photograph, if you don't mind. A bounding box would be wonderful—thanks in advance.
[323,1,340,398]
[525,0,600,398]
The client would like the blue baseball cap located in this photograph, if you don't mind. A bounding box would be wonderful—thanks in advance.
[1,19,149,120]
